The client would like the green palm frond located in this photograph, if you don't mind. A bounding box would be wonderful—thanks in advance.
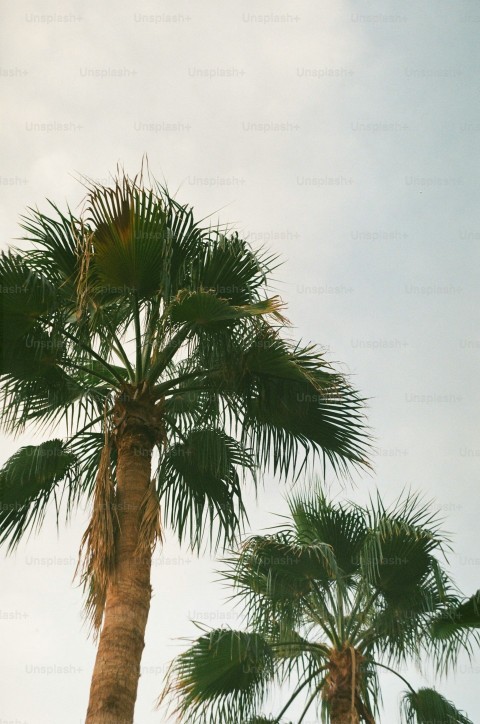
[0,251,59,335]
[428,620,480,677]
[20,202,82,297]
[0,440,78,549]
[162,384,213,434]
[66,430,117,500]
[0,250,126,436]
[157,427,255,551]
[19,203,139,367]
[360,492,445,604]
[432,591,480,637]
[169,290,285,327]
[199,330,371,479]
[224,532,338,635]
[401,687,473,724]
[366,489,445,540]
[159,629,275,724]
[0,367,107,437]
[245,373,369,479]
[288,490,368,578]
[151,184,208,299]
[190,231,279,306]
[362,582,446,663]
[83,175,205,301]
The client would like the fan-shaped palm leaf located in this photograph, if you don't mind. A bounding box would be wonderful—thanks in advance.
[159,629,274,724]
[0,440,78,549]
[401,687,473,724]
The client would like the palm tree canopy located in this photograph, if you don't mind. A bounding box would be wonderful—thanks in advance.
[160,488,474,723]
[0,170,370,555]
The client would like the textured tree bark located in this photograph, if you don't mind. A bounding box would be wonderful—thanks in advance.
[85,420,154,724]
[324,646,374,724]
[330,713,360,724]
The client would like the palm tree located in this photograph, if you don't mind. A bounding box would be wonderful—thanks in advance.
[161,488,475,723]
[0,169,370,723]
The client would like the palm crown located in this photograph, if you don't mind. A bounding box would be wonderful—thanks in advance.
[0,170,370,722]
[0,172,369,551]
[161,489,475,723]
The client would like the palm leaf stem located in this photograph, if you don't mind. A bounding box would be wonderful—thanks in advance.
[312,581,341,646]
[39,317,126,386]
[372,661,416,694]
[297,679,324,724]
[132,291,143,383]
[67,412,110,443]
[270,641,329,656]
[141,298,162,375]
[101,316,135,381]
[61,360,122,387]
[155,371,215,398]
[274,666,327,723]
[147,325,192,384]
[304,598,341,648]
[337,585,345,643]
[346,590,381,643]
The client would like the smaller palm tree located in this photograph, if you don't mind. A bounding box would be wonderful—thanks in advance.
[160,488,476,723]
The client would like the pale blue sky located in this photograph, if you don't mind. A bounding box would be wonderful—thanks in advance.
[1,1,479,722]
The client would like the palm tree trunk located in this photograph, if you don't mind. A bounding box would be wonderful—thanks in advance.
[330,707,360,724]
[85,425,154,724]
[324,647,372,724]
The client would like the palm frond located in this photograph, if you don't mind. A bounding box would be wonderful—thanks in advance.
[401,687,473,724]
[362,577,449,663]
[360,492,446,605]
[189,230,279,306]
[224,532,338,634]
[66,429,116,499]
[168,289,286,327]
[431,591,480,637]
[0,440,78,550]
[287,488,368,578]
[195,328,371,479]
[82,174,206,301]
[429,623,480,677]
[157,427,255,551]
[19,201,82,303]
[0,251,58,340]
[159,629,275,724]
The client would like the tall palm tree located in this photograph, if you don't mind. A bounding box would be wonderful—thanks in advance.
[161,489,475,723]
[0,170,370,723]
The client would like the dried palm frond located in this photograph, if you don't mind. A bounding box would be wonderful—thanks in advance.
[74,222,94,320]
[76,420,118,636]
[137,478,163,556]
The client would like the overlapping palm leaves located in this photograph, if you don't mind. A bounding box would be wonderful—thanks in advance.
[160,490,475,723]
[0,170,370,567]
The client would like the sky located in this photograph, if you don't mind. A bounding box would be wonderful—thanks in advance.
[1,1,479,722]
